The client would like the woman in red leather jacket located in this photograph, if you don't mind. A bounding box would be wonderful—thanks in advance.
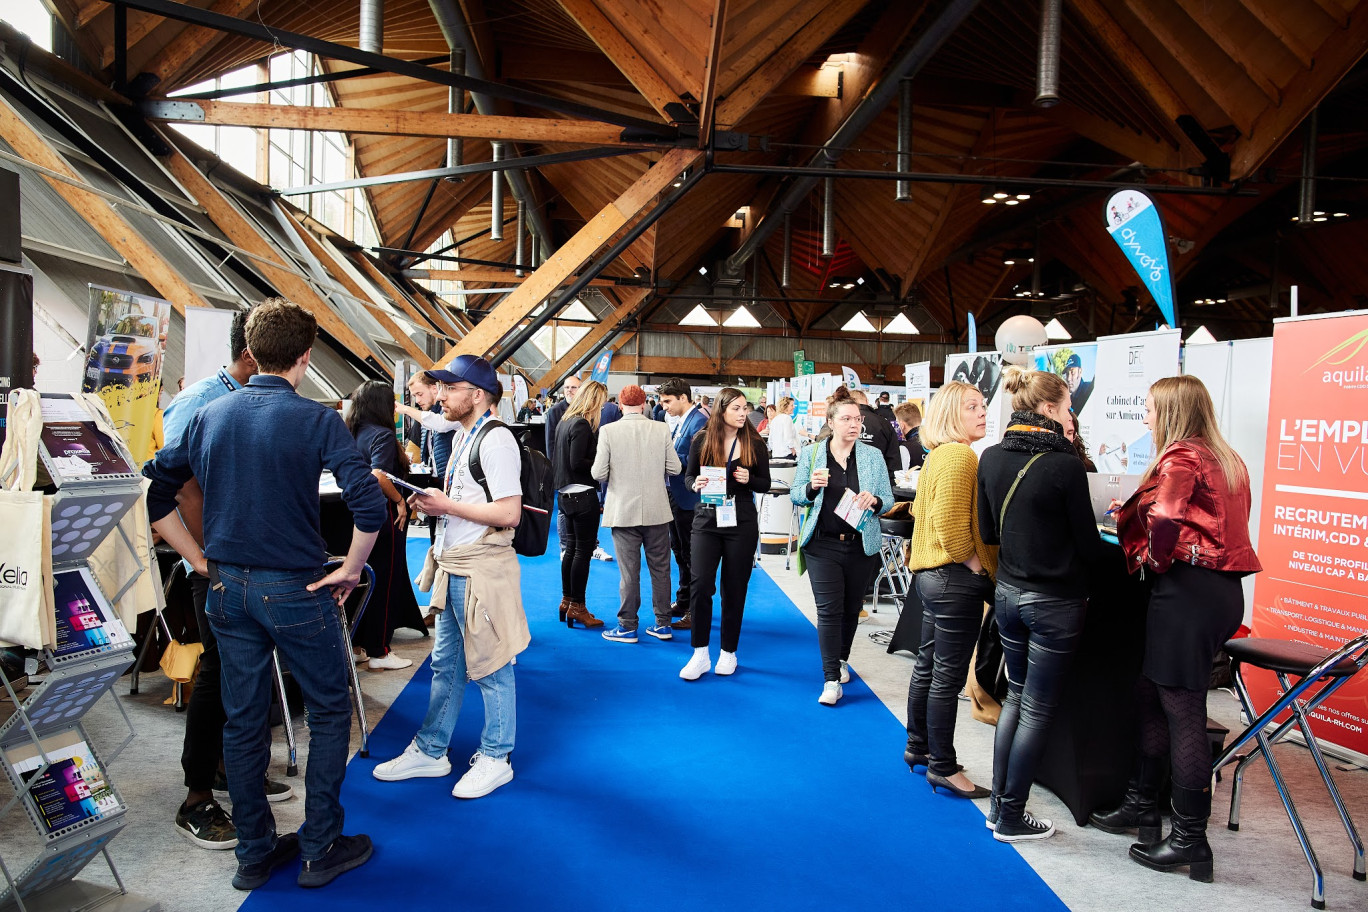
[1093,376,1261,883]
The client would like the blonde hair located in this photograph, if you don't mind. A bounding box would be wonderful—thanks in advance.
[1002,365,1069,414]
[565,380,607,431]
[778,396,795,414]
[919,381,982,449]
[1143,376,1248,488]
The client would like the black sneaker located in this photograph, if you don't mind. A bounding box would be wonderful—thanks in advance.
[214,771,296,803]
[297,834,374,888]
[986,795,1000,831]
[232,832,300,891]
[993,809,1055,843]
[175,798,238,850]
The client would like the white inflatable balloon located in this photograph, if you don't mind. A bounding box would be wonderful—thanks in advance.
[996,315,1048,365]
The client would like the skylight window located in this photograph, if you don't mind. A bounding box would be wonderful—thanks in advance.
[723,306,761,328]
[842,311,876,333]
[883,313,919,335]
[680,305,718,326]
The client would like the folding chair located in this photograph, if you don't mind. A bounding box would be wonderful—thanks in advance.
[273,561,376,776]
[872,517,914,613]
[1214,634,1368,909]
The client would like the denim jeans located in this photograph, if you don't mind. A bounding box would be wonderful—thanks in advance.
[207,563,353,865]
[414,575,516,761]
[804,535,878,682]
[990,582,1086,825]
[905,564,993,777]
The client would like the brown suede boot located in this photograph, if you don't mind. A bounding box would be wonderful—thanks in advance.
[565,602,604,628]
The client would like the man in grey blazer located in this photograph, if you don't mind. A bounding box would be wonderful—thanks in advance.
[591,385,682,643]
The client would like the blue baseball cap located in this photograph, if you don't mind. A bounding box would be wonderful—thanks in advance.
[428,354,501,395]
[1065,353,1083,370]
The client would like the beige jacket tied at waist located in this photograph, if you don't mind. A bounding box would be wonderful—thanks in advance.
[418,528,530,680]
[591,413,681,528]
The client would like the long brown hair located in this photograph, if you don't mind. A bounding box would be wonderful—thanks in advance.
[565,379,607,432]
[1143,375,1247,488]
[700,387,764,466]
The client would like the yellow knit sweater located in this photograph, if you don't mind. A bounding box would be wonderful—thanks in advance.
[910,442,998,578]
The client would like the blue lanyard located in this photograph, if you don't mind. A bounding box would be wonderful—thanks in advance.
[445,410,491,494]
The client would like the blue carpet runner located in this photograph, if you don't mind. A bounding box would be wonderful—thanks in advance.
[240,530,1067,911]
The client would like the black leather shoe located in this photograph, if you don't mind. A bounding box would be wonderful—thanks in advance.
[232,833,300,891]
[1129,785,1213,883]
[927,772,990,799]
[1090,757,1163,844]
[298,834,374,888]
[904,749,961,774]
[670,613,692,630]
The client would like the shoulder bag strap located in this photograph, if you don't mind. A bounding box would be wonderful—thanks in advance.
[999,452,1046,531]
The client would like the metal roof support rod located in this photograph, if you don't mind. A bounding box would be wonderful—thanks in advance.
[821,177,836,257]
[781,213,792,288]
[447,47,465,172]
[515,199,527,277]
[490,142,505,241]
[489,166,709,369]
[896,78,913,201]
[428,0,557,260]
[1034,0,1061,108]
[726,0,982,273]
[359,0,382,54]
[1297,108,1317,228]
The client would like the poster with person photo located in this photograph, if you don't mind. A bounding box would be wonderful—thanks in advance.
[942,352,1008,452]
[1030,343,1099,439]
[81,286,171,464]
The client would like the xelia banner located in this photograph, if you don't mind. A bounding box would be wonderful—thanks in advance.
[1252,311,1368,757]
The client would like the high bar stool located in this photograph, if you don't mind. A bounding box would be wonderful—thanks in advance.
[873,517,915,613]
[273,561,376,776]
[1214,633,1368,909]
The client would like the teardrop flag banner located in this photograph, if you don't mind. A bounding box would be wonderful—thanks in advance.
[1104,189,1176,328]
[589,349,614,383]
[967,311,978,353]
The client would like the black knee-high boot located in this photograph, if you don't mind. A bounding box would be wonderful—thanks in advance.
[1090,755,1163,845]
[1129,783,1213,883]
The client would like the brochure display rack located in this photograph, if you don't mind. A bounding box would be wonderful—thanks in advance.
[0,393,159,912]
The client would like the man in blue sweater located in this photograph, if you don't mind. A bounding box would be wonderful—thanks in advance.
[144,299,386,892]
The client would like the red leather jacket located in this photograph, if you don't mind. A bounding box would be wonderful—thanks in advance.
[1116,439,1262,575]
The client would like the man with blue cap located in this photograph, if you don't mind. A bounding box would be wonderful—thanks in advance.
[373,354,530,800]
[1064,352,1093,415]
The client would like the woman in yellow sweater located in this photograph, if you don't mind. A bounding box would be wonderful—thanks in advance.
[905,380,997,798]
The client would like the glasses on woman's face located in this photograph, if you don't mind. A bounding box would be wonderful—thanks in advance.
[834,414,863,425]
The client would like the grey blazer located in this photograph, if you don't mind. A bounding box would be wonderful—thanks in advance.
[591,413,682,527]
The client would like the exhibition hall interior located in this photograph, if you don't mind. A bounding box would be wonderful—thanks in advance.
[0,0,1367,910]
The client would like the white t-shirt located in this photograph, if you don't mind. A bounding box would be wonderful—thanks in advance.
[767,412,799,458]
[439,422,522,549]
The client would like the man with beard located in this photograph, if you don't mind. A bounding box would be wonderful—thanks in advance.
[1064,352,1094,415]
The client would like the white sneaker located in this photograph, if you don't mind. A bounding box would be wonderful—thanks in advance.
[679,650,712,681]
[839,661,851,684]
[451,753,513,799]
[715,650,738,676]
[818,681,842,705]
[373,741,451,781]
[592,546,615,562]
[368,653,413,671]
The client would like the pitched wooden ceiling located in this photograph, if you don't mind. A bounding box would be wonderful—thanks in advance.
[46,0,1368,345]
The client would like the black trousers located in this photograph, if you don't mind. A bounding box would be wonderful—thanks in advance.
[560,505,601,602]
[905,564,994,777]
[689,510,758,652]
[990,582,1086,826]
[804,535,879,682]
[669,502,694,614]
[181,571,224,792]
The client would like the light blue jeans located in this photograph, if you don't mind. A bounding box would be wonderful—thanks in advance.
[414,575,516,760]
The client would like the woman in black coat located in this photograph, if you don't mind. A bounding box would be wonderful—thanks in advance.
[554,380,608,629]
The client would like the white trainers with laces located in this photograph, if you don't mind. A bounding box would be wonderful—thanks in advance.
[592,546,615,562]
[679,649,712,681]
[839,661,851,684]
[818,681,843,706]
[368,653,413,671]
[715,650,738,676]
[372,741,451,781]
[451,753,514,799]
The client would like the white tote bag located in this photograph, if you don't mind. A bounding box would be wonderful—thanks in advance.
[0,390,56,650]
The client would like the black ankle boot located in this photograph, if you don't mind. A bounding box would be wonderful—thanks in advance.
[1090,756,1163,844]
[1129,783,1214,883]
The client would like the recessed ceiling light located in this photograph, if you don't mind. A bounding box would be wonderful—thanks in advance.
[698,265,708,275]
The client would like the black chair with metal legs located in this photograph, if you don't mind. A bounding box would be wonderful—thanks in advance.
[1214,634,1368,910]
[272,561,376,776]
[873,517,914,613]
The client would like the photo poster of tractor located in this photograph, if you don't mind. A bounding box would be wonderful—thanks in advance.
[81,285,171,464]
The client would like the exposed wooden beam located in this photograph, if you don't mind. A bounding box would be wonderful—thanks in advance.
[0,95,210,315]
[534,288,647,388]
[555,0,682,122]
[350,251,460,339]
[714,0,869,127]
[74,0,110,29]
[148,100,637,145]
[406,268,624,288]
[698,0,728,148]
[1175,0,1282,103]
[1041,102,1181,171]
[157,132,384,364]
[438,147,702,366]
[140,0,261,86]
[776,65,842,98]
[1228,2,1368,180]
[628,355,912,382]
[277,207,431,364]
[1235,1,1314,68]
[1307,0,1350,29]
